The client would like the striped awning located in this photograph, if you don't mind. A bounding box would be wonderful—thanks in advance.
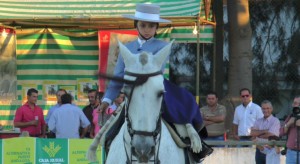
[0,0,216,29]
[0,0,201,18]
[171,25,214,43]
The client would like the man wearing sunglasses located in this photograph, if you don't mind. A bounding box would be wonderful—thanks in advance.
[232,88,263,141]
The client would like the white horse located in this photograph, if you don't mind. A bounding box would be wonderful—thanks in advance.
[87,40,201,164]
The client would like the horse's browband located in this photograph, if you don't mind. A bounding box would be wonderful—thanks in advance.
[125,70,163,86]
[125,70,162,78]
[98,71,162,85]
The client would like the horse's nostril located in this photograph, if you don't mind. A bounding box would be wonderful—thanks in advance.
[131,139,156,163]
[132,147,149,163]
[131,147,138,157]
[150,146,155,155]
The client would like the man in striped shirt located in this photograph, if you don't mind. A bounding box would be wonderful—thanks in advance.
[280,95,300,164]
[250,100,280,164]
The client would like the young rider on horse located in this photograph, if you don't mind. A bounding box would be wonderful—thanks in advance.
[98,3,206,162]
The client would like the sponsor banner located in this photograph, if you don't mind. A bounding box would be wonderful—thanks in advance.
[0,138,102,164]
[36,138,68,164]
[0,139,2,163]
[3,137,35,163]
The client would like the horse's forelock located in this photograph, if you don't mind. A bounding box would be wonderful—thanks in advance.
[126,52,159,74]
[139,52,148,66]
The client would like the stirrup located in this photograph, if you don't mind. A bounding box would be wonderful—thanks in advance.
[188,139,213,163]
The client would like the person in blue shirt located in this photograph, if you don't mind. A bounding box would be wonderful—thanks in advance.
[45,88,67,138]
[45,89,67,124]
[48,93,90,138]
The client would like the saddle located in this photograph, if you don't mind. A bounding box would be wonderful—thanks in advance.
[102,99,213,163]
[163,120,213,163]
[103,110,213,163]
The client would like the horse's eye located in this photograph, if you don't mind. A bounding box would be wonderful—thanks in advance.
[157,90,165,98]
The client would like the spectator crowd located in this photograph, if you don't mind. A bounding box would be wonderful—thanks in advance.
[13,86,300,164]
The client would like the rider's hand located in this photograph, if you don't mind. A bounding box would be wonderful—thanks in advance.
[97,102,109,113]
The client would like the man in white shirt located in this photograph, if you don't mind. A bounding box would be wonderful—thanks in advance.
[232,88,263,140]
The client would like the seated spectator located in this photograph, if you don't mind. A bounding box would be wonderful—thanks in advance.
[48,93,90,138]
[200,91,226,142]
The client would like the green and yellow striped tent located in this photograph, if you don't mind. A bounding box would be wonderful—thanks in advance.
[0,0,213,28]
[0,0,214,129]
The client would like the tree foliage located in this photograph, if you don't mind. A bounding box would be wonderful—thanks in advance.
[169,0,299,115]
[169,43,213,96]
[249,0,300,111]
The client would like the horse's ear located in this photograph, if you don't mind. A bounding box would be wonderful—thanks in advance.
[154,39,174,67]
[117,40,134,66]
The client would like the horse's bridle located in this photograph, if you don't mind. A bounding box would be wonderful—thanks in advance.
[123,70,163,164]
[98,70,164,164]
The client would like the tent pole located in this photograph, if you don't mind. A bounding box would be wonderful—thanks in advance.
[196,17,200,104]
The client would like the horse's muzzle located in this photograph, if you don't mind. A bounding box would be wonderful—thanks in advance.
[131,136,155,163]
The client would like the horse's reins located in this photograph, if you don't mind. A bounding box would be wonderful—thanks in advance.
[98,71,163,164]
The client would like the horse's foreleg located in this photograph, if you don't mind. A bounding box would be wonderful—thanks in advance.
[173,123,202,153]
[174,124,189,138]
[186,124,202,153]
